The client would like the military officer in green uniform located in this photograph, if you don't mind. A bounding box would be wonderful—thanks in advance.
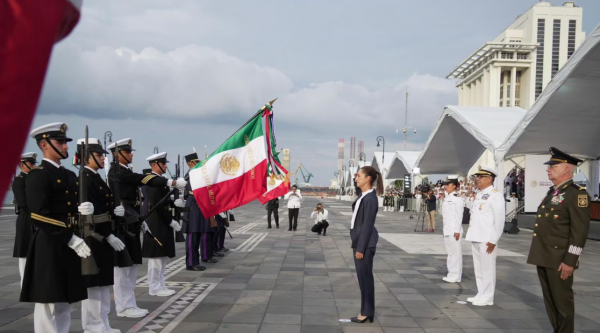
[527,147,591,333]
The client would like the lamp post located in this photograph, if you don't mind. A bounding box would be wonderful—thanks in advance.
[376,136,385,165]
[154,146,159,154]
[341,165,347,195]
[103,131,112,154]
[395,89,416,150]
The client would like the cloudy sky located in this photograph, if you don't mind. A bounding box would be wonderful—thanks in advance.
[27,0,600,186]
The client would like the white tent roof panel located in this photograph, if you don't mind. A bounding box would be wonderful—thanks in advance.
[415,106,526,175]
[371,152,396,175]
[497,23,600,161]
[386,151,421,179]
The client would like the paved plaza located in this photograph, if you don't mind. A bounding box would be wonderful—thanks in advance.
[1,198,600,332]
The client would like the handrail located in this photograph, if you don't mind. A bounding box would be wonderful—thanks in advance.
[505,201,524,222]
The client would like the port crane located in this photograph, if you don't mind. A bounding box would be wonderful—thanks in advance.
[291,163,314,186]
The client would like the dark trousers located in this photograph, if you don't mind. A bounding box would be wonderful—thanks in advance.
[185,233,201,268]
[267,209,279,227]
[537,266,574,333]
[288,208,299,230]
[218,227,226,250]
[201,232,214,261]
[354,247,376,317]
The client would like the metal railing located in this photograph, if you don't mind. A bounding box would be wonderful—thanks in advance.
[505,201,524,223]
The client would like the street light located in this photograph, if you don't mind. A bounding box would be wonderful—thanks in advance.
[359,152,366,161]
[376,136,385,165]
[103,131,112,155]
[154,146,159,154]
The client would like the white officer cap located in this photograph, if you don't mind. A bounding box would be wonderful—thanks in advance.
[29,122,72,141]
[146,152,169,163]
[107,138,135,152]
[76,138,102,145]
[20,152,38,162]
[474,165,498,177]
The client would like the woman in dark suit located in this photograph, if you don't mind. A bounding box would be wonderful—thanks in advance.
[350,166,383,323]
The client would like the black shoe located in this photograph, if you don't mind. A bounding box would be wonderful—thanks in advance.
[194,265,207,271]
[186,266,204,271]
[214,252,225,257]
[267,226,272,229]
[322,232,326,236]
[288,229,292,231]
[276,224,279,228]
[202,258,218,263]
[221,247,229,252]
[350,316,374,323]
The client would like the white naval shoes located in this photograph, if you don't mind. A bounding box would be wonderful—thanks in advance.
[472,300,494,307]
[466,295,480,303]
[135,307,149,314]
[117,307,147,318]
[103,329,122,333]
[441,277,461,283]
[150,289,176,297]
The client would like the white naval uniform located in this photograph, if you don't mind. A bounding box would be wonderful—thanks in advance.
[465,185,505,303]
[442,192,464,282]
[113,266,140,313]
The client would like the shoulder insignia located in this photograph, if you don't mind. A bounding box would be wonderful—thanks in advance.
[492,189,498,193]
[141,174,156,184]
[572,183,586,190]
[17,175,23,178]
[453,193,458,197]
[35,166,44,170]
[578,195,588,208]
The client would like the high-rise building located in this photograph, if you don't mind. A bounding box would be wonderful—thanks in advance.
[282,149,290,172]
[447,1,584,109]
[350,137,356,167]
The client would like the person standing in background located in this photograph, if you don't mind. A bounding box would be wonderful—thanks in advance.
[284,185,302,231]
[265,198,279,228]
[425,190,436,232]
[441,176,464,283]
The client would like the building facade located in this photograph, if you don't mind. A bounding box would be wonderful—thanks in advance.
[448,2,585,109]
[282,149,290,172]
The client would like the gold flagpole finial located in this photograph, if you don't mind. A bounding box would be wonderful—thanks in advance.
[268,97,278,105]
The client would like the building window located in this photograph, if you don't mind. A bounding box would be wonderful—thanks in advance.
[517,53,528,59]
[552,19,561,77]
[568,20,576,59]
[535,19,545,99]
[501,52,514,59]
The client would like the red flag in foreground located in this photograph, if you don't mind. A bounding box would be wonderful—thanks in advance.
[0,0,81,203]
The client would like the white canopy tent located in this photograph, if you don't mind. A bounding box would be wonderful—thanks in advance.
[496,23,600,196]
[414,105,527,176]
[371,152,397,188]
[385,151,421,179]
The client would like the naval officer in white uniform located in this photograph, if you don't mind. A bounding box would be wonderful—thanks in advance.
[441,176,464,283]
[465,165,505,306]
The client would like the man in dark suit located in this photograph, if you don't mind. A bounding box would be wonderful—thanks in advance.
[12,152,37,288]
[181,153,206,271]
[527,147,591,333]
[266,198,279,228]
[21,122,91,333]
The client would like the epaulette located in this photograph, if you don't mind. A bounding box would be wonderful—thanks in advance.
[492,189,498,193]
[17,175,23,178]
[572,183,586,191]
[453,193,458,197]
[30,166,43,171]
[141,174,157,184]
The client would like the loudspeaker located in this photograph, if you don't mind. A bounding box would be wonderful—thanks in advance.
[503,219,520,234]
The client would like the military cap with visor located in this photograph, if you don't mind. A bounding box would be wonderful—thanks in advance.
[544,147,583,166]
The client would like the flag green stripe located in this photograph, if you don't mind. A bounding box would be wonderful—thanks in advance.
[195,114,263,168]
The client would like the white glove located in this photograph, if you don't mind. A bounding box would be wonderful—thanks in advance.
[169,220,182,232]
[142,221,149,232]
[170,194,174,201]
[175,178,187,191]
[67,235,91,258]
[106,234,125,251]
[114,205,125,217]
[174,199,185,207]
[78,202,94,216]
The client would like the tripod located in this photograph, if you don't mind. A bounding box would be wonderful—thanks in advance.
[413,202,428,232]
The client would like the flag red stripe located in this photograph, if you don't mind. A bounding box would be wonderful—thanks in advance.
[193,160,268,217]
[258,180,290,204]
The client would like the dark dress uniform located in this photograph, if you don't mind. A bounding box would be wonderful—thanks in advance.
[183,180,206,269]
[82,167,116,288]
[12,172,33,258]
[20,160,86,304]
[142,173,176,258]
[527,148,591,333]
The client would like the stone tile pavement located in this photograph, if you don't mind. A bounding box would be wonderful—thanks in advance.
[1,198,599,332]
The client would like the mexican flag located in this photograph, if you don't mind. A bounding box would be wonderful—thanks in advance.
[189,113,268,217]
[258,111,290,204]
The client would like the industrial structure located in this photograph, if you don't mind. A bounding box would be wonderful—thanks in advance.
[349,137,356,167]
[281,148,290,172]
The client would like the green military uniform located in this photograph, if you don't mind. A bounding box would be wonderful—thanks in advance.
[526,147,591,333]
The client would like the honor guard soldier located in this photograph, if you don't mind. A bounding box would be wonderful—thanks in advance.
[142,152,182,297]
[107,139,186,317]
[21,123,92,333]
[527,148,591,333]
[441,176,464,283]
[181,153,206,271]
[76,138,127,333]
[464,165,505,306]
[13,152,37,288]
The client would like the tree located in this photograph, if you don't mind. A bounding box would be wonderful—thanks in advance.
[394,179,403,188]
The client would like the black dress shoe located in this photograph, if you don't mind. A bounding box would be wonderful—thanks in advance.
[288,229,292,231]
[202,258,218,263]
[186,266,204,271]
[350,316,374,323]
[214,252,225,257]
[221,247,229,252]
[194,265,206,271]
[276,224,279,228]
[267,226,272,229]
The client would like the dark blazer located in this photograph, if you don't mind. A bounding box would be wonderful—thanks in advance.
[425,194,436,212]
[350,190,379,253]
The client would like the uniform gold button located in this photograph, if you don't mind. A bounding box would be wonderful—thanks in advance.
[555,246,558,249]
[538,214,541,217]
[106,203,109,206]
[111,194,113,197]
[68,213,71,217]
[67,202,71,206]
[75,192,78,195]
[535,224,538,227]
[533,233,537,237]
[65,190,68,194]
[541,205,545,208]
[551,208,554,211]
[100,187,102,190]
[106,194,109,197]
[76,182,79,185]
[57,180,61,183]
